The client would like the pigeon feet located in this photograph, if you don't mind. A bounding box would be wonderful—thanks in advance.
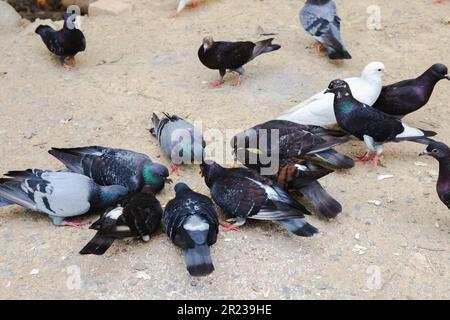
[62,56,76,70]
[356,153,370,163]
[220,222,240,232]
[171,164,180,175]
[186,2,199,9]
[371,155,382,169]
[168,11,179,18]
[233,75,243,87]
[211,80,225,87]
[314,42,326,55]
[63,220,84,228]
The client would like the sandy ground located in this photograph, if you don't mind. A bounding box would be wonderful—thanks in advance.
[0,0,449,300]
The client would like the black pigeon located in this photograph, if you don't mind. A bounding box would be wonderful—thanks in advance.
[80,186,163,255]
[326,79,436,168]
[300,0,351,60]
[35,12,86,69]
[232,120,353,218]
[419,141,450,211]
[150,113,205,174]
[200,161,318,236]
[198,36,281,87]
[164,183,219,277]
[373,64,450,117]
[49,146,171,194]
[0,169,127,226]
[232,119,354,169]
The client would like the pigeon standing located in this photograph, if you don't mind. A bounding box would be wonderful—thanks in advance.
[300,0,351,59]
[419,141,450,211]
[80,185,163,255]
[232,120,353,218]
[35,12,86,69]
[150,113,205,174]
[48,146,171,194]
[278,62,385,126]
[200,161,318,236]
[164,183,219,277]
[0,169,127,226]
[198,36,281,87]
[373,64,449,118]
[325,79,436,168]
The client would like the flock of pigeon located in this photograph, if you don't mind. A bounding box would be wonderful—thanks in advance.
[0,0,448,277]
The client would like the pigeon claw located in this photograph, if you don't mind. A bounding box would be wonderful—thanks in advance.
[211,80,225,87]
[356,153,370,163]
[171,164,180,175]
[63,220,84,228]
[233,75,243,87]
[371,155,381,169]
[186,2,199,9]
[220,222,240,232]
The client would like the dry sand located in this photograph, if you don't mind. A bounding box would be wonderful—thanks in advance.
[0,0,449,299]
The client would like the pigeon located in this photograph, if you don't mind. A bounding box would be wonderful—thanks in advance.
[0,169,127,226]
[325,79,436,168]
[232,120,354,169]
[373,64,450,118]
[200,160,318,236]
[80,185,163,255]
[300,0,351,59]
[232,120,353,218]
[150,113,205,174]
[35,12,86,69]
[278,62,385,126]
[164,183,219,277]
[198,36,281,87]
[419,141,450,210]
[48,146,171,194]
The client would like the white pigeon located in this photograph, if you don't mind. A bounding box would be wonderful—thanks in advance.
[278,61,385,126]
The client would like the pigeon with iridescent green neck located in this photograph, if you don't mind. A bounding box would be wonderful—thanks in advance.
[48,146,171,194]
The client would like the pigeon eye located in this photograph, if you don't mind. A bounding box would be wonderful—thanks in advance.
[432,149,439,153]
[377,69,382,72]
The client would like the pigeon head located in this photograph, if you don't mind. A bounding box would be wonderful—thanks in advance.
[63,12,80,30]
[142,162,172,192]
[361,61,385,82]
[420,141,450,160]
[325,79,352,96]
[200,160,222,186]
[174,182,191,194]
[202,36,214,52]
[428,64,449,80]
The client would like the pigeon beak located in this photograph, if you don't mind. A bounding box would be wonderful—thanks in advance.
[419,150,429,157]
[165,178,173,184]
[203,44,208,52]
[324,89,332,94]
[445,75,450,81]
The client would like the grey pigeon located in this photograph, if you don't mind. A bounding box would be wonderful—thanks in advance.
[164,183,219,277]
[150,113,205,174]
[300,0,351,59]
[48,146,171,194]
[80,185,163,255]
[0,169,127,226]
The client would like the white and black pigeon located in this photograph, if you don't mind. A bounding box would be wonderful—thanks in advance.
[164,183,219,277]
[0,169,127,227]
[325,79,436,168]
[200,160,318,236]
[150,113,205,174]
[35,12,86,69]
[278,62,385,126]
[373,63,450,118]
[80,185,163,255]
[48,146,171,194]
[300,0,351,59]
[419,141,450,211]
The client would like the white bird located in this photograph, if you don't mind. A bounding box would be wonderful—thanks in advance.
[278,61,385,126]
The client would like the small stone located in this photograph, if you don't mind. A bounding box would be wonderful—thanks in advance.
[89,0,133,16]
[23,129,36,139]
[136,271,151,280]
[368,200,381,206]
[354,233,361,240]
[410,252,430,271]
[29,269,39,276]
[377,174,394,181]
[133,263,148,271]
